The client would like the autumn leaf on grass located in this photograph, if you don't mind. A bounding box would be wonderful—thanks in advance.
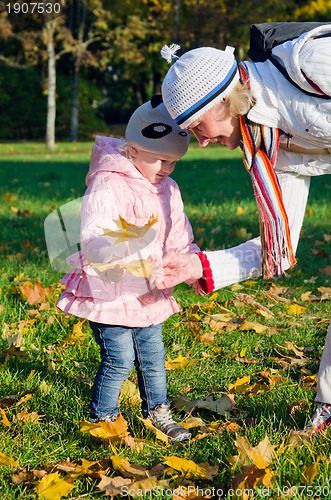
[98,474,169,498]
[13,409,43,424]
[232,465,274,496]
[165,354,191,370]
[320,265,331,276]
[170,394,236,418]
[80,413,129,442]
[110,445,149,479]
[137,416,169,444]
[12,468,47,485]
[100,215,158,244]
[239,320,267,334]
[204,313,238,332]
[286,303,307,315]
[229,376,251,394]
[64,320,88,344]
[55,458,109,479]
[0,451,18,468]
[229,434,276,470]
[97,475,132,497]
[35,471,74,500]
[164,456,218,480]
[19,280,54,305]
[303,457,320,484]
[0,408,10,427]
[318,286,331,300]
[119,379,141,406]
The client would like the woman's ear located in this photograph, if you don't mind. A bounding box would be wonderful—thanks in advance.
[128,145,138,157]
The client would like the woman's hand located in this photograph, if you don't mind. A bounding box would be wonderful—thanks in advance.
[152,253,203,289]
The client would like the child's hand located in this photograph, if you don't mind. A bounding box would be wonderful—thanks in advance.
[151,253,203,289]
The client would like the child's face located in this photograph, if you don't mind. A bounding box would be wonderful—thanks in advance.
[129,147,181,184]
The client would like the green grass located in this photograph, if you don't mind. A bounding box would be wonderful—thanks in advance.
[0,141,331,499]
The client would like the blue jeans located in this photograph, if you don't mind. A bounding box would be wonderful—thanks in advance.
[89,321,169,421]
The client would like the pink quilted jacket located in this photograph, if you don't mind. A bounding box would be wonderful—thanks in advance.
[56,136,199,327]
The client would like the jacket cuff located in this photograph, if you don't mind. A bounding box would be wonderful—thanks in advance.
[196,252,215,294]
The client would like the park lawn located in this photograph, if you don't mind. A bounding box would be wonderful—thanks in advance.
[0,141,330,499]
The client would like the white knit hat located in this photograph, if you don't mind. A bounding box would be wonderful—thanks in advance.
[161,45,239,128]
[125,95,189,157]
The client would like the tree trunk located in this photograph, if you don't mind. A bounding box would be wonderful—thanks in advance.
[69,0,86,142]
[70,63,79,141]
[45,21,56,150]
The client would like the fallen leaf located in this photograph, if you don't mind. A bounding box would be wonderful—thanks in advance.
[170,394,235,417]
[303,457,320,484]
[80,414,129,442]
[320,266,331,275]
[165,354,190,370]
[97,474,132,497]
[0,452,18,468]
[119,380,141,406]
[286,303,307,315]
[111,447,148,479]
[137,416,169,444]
[19,280,54,305]
[163,456,218,480]
[236,228,252,240]
[229,434,276,469]
[240,320,267,334]
[35,471,75,500]
[0,408,10,427]
[229,375,251,394]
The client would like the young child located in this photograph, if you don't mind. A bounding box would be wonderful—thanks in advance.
[56,95,202,441]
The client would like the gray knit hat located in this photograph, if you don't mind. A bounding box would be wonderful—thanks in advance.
[125,95,189,157]
[161,44,239,128]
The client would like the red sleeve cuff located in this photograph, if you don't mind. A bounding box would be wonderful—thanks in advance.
[196,252,215,294]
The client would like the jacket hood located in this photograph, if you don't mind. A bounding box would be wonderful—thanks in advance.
[86,135,144,187]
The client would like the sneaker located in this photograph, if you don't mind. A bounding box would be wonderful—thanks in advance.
[304,403,331,435]
[89,413,118,423]
[147,405,190,442]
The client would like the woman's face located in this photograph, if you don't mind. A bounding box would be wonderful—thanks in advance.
[187,102,241,150]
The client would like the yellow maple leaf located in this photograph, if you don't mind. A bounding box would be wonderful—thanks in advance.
[229,375,251,394]
[35,471,74,500]
[80,414,128,441]
[110,445,148,478]
[164,456,218,480]
[165,354,189,370]
[286,303,307,315]
[101,215,158,244]
[229,434,276,469]
[0,451,18,468]
[240,320,267,334]
[0,408,10,427]
[137,416,169,444]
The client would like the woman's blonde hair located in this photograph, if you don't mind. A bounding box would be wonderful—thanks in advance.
[221,81,255,118]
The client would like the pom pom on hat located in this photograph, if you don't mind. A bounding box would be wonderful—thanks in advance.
[161,44,181,63]
[125,96,189,158]
[161,45,239,128]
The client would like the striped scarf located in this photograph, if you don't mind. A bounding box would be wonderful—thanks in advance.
[238,63,296,278]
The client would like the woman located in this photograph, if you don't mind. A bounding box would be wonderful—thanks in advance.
[154,27,331,434]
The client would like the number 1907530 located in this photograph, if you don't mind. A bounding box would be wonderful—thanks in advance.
[6,3,61,14]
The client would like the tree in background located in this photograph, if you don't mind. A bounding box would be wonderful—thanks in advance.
[0,0,328,143]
